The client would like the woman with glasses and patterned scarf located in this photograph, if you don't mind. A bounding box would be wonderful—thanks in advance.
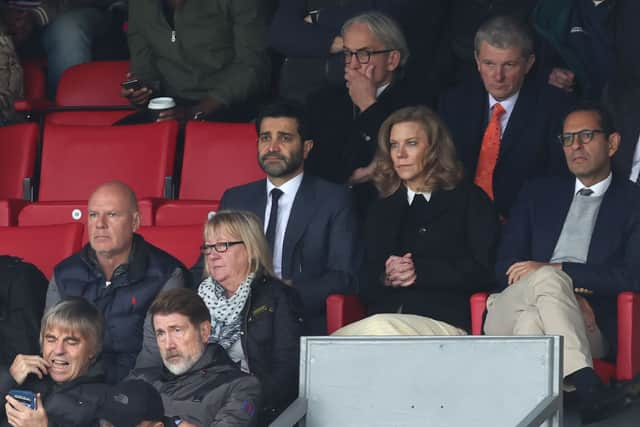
[196,209,304,425]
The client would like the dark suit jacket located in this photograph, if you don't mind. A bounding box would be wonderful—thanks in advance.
[438,73,574,218]
[496,175,640,355]
[307,76,431,185]
[363,181,500,331]
[194,174,362,335]
[608,85,640,181]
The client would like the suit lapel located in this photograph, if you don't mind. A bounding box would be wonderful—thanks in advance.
[419,187,456,224]
[613,108,640,179]
[588,177,625,262]
[281,175,316,276]
[249,180,268,223]
[540,179,575,258]
[500,79,536,159]
[468,84,490,173]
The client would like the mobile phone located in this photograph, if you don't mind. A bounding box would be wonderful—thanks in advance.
[8,389,37,410]
[121,79,143,91]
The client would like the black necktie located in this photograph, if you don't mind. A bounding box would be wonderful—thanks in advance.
[266,188,283,252]
[578,188,593,197]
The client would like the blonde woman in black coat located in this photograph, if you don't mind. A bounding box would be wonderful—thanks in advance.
[361,106,500,333]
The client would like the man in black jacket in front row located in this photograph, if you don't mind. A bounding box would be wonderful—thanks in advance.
[129,289,261,427]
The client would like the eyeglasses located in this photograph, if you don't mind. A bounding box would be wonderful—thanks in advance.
[558,129,605,147]
[343,48,394,64]
[200,241,244,254]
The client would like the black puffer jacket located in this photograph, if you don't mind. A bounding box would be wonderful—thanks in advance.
[239,275,304,424]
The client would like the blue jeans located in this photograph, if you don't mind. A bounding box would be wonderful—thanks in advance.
[41,8,110,98]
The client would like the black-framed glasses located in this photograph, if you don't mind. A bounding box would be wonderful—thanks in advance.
[558,129,605,147]
[200,241,244,254]
[343,48,394,64]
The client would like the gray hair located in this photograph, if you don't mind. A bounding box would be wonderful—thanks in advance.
[474,15,534,58]
[40,297,104,356]
[342,11,410,67]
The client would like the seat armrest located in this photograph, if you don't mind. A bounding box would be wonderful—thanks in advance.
[326,294,366,335]
[470,293,489,335]
[616,291,640,381]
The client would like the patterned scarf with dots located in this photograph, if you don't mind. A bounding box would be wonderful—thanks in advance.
[198,273,254,349]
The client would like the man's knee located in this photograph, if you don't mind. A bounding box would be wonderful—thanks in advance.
[527,266,574,297]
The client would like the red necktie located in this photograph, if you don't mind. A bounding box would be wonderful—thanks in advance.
[474,103,506,200]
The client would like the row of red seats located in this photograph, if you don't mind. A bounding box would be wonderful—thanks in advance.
[327,293,640,386]
[0,223,203,280]
[0,120,265,228]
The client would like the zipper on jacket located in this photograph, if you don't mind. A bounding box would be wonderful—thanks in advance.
[170,30,176,43]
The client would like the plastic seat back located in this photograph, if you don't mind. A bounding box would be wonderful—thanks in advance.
[180,121,265,200]
[137,225,203,268]
[0,123,39,199]
[0,223,83,278]
[56,61,129,107]
[39,122,178,201]
[45,110,133,126]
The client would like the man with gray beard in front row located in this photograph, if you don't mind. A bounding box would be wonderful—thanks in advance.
[128,289,261,427]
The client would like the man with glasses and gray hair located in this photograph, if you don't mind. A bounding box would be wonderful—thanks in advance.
[483,104,639,423]
[439,15,575,220]
[306,10,430,218]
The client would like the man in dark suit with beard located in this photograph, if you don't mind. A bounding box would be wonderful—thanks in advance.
[192,100,362,335]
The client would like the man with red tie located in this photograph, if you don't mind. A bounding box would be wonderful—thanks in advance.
[439,15,574,219]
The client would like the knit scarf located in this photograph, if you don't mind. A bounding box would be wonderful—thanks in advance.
[198,273,253,349]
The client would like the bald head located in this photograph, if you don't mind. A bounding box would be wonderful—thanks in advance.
[87,181,140,264]
[89,181,139,213]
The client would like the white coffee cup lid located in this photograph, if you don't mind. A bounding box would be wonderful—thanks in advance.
[148,97,176,110]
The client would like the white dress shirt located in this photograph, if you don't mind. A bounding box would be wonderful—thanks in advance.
[265,172,304,277]
[406,187,432,204]
[629,134,640,182]
[574,172,612,197]
[488,92,519,134]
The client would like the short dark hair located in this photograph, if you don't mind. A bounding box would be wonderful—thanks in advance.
[564,102,616,136]
[149,289,211,330]
[255,99,311,141]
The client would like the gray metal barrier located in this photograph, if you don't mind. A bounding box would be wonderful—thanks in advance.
[270,336,563,427]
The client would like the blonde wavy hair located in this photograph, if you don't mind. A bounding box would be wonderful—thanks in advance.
[203,210,276,280]
[373,106,464,197]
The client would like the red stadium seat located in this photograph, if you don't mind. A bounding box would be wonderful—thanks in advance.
[0,123,39,225]
[326,294,366,335]
[14,59,51,112]
[0,223,83,279]
[20,122,178,229]
[470,292,640,384]
[39,122,177,201]
[55,61,130,107]
[19,200,158,242]
[137,225,203,268]
[45,110,133,126]
[44,60,134,125]
[155,121,264,226]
